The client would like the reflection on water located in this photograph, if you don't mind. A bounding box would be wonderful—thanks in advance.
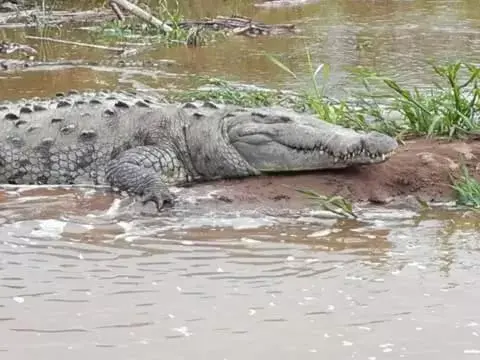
[0,187,479,358]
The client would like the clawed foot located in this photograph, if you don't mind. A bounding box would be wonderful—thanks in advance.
[104,149,179,213]
[141,188,176,212]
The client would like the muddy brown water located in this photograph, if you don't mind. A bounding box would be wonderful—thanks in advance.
[1,0,480,358]
[0,186,480,359]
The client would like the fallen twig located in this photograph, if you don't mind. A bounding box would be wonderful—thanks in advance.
[295,188,358,218]
[109,2,126,21]
[109,0,172,32]
[0,9,117,28]
[25,36,126,53]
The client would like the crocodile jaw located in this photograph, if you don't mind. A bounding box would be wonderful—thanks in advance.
[226,108,398,172]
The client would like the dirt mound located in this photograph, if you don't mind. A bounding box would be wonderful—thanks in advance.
[206,138,480,208]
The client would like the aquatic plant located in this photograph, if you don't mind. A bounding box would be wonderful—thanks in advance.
[450,164,480,208]
[382,62,480,139]
[295,189,358,218]
[266,53,480,140]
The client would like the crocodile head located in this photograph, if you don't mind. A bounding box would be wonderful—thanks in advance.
[225,108,398,172]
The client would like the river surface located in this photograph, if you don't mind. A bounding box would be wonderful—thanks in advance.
[0,187,480,359]
[1,0,480,358]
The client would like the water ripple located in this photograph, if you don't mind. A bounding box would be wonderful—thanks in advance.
[1,134,480,358]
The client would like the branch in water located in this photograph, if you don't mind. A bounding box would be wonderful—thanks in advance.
[25,36,127,53]
[109,0,173,33]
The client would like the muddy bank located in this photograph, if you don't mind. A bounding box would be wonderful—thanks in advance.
[205,138,480,209]
[1,139,479,216]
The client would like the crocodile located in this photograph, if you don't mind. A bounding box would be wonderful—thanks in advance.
[0,90,398,210]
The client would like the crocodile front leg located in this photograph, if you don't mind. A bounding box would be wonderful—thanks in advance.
[105,146,187,211]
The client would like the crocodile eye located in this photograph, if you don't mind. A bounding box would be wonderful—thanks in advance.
[276,115,292,123]
[252,112,292,124]
[251,111,268,118]
[266,115,292,124]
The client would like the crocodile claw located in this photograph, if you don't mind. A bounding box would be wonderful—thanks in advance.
[141,189,176,212]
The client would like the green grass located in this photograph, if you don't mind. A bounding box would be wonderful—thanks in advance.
[451,164,480,208]
[167,77,301,107]
[382,62,480,138]
[167,59,479,143]
[296,166,480,214]
[266,51,480,140]
[166,53,479,143]
[191,59,478,141]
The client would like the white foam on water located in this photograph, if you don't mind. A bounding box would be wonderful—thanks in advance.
[29,219,67,239]
[464,349,480,354]
[12,195,72,203]
[1,184,108,193]
[104,198,125,217]
[176,214,278,230]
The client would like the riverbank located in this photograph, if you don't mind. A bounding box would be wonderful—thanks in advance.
[0,138,478,216]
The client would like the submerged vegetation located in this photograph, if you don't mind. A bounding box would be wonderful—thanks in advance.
[295,189,358,219]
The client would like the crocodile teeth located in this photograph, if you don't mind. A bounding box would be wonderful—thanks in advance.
[293,145,391,161]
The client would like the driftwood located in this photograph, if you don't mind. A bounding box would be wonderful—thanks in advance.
[109,2,126,21]
[0,1,297,62]
[254,0,321,8]
[109,0,172,32]
[0,40,37,55]
[0,9,117,28]
[0,0,298,37]
[0,36,140,60]
[108,0,297,37]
